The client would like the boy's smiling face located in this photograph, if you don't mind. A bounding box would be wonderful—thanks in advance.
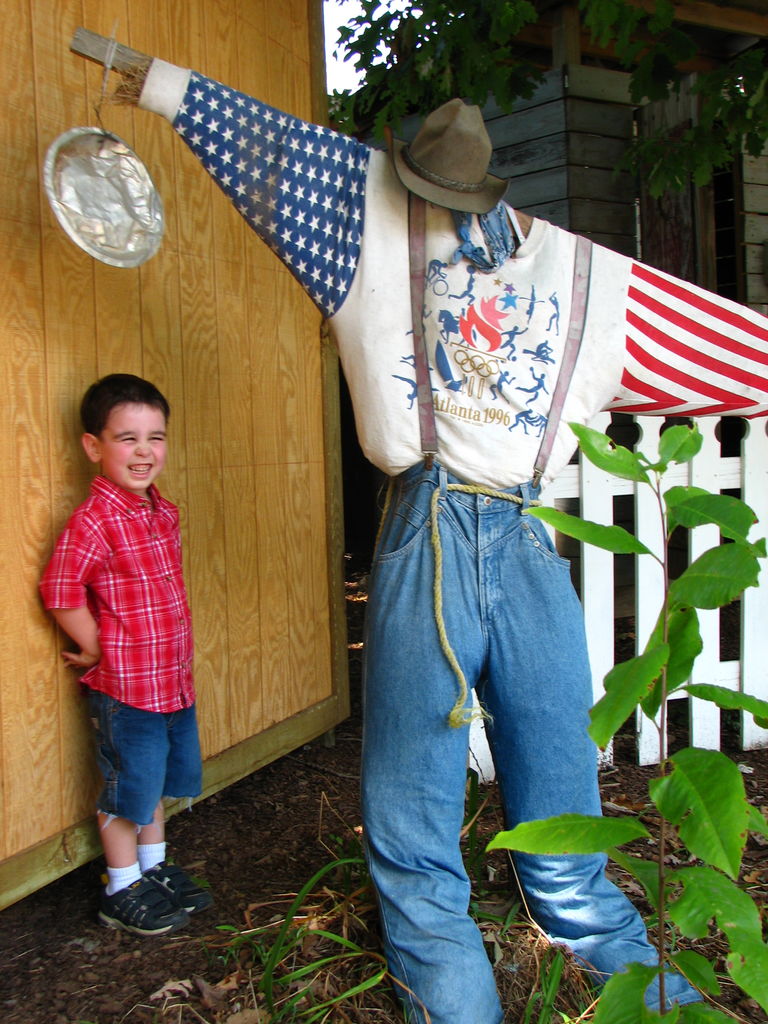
[82,402,167,499]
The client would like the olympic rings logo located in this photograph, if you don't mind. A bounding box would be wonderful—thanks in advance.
[453,350,500,378]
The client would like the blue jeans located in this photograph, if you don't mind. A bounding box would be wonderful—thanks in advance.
[361,461,699,1024]
[88,690,202,826]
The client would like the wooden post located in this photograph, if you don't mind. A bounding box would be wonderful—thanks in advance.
[70,27,150,73]
[552,3,582,67]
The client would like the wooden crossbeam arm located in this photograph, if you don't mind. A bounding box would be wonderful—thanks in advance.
[70,27,151,74]
[628,0,768,38]
[513,20,720,73]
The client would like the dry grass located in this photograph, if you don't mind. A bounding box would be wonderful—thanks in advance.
[122,850,600,1024]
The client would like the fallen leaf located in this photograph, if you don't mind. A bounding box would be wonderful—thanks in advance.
[149,978,194,1002]
[608,795,647,812]
[225,1011,263,1024]
[194,974,229,1009]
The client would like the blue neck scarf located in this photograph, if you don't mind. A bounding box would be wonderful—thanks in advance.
[450,203,518,271]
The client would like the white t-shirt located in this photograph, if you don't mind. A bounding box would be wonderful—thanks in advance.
[139,61,768,488]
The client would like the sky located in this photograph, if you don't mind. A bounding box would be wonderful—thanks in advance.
[323,0,365,92]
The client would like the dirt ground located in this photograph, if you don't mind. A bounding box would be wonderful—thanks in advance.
[0,566,766,1024]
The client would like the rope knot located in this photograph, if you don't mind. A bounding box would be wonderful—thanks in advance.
[431,482,531,728]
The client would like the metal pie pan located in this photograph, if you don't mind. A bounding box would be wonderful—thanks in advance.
[43,126,164,268]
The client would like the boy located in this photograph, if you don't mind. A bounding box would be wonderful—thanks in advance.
[40,373,212,936]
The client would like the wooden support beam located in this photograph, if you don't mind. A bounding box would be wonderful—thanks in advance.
[513,21,720,75]
[629,0,768,38]
[552,3,582,66]
[70,27,151,72]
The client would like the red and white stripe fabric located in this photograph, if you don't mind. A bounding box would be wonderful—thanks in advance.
[612,262,768,418]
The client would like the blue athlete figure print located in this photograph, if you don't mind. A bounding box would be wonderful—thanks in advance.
[547,292,561,334]
[392,375,419,408]
[510,409,548,435]
[392,355,420,408]
[500,323,528,356]
[524,285,544,323]
[427,259,449,296]
[438,309,461,343]
[522,340,556,365]
[490,369,514,400]
[517,366,549,405]
[449,264,477,303]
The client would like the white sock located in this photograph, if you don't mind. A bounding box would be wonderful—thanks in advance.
[106,861,141,896]
[138,841,166,873]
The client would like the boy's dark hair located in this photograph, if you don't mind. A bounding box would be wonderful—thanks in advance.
[81,374,171,436]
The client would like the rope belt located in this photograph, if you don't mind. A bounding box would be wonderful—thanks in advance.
[430,482,542,728]
[374,475,543,728]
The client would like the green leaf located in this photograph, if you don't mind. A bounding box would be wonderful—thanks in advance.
[299,967,390,1020]
[569,422,651,482]
[747,802,768,839]
[653,608,702,695]
[664,491,757,542]
[668,544,762,610]
[671,866,763,943]
[677,1004,739,1023]
[607,846,661,911]
[726,935,768,1013]
[259,856,364,1005]
[589,644,669,749]
[655,423,703,468]
[592,962,666,1024]
[649,749,748,878]
[527,505,652,554]
[664,485,709,512]
[486,813,648,855]
[668,950,720,995]
[638,609,701,721]
[683,683,768,729]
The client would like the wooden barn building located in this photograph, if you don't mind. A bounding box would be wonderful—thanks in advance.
[1,0,347,910]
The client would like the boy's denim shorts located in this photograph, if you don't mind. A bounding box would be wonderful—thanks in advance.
[87,689,203,826]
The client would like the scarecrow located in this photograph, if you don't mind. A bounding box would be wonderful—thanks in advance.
[58,29,768,1024]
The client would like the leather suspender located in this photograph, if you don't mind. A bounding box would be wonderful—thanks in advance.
[407,194,593,487]
[408,194,438,467]
[532,233,593,487]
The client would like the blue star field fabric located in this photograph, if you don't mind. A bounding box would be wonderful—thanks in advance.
[174,73,370,317]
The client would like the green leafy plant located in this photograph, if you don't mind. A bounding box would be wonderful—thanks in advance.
[202,856,397,1021]
[326,0,768,195]
[328,0,541,139]
[464,766,500,891]
[579,2,768,197]
[488,422,768,1021]
[195,801,594,1021]
[521,947,567,1024]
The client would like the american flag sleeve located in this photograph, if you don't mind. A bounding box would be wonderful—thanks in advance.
[173,72,370,318]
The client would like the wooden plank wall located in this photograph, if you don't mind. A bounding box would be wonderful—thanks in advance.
[743,146,768,311]
[485,66,637,256]
[0,0,348,909]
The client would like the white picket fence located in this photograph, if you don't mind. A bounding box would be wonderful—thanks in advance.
[470,412,768,774]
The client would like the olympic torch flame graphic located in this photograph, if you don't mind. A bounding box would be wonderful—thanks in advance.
[459,299,506,352]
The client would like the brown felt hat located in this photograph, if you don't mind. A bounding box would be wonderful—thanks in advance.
[389,98,507,214]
